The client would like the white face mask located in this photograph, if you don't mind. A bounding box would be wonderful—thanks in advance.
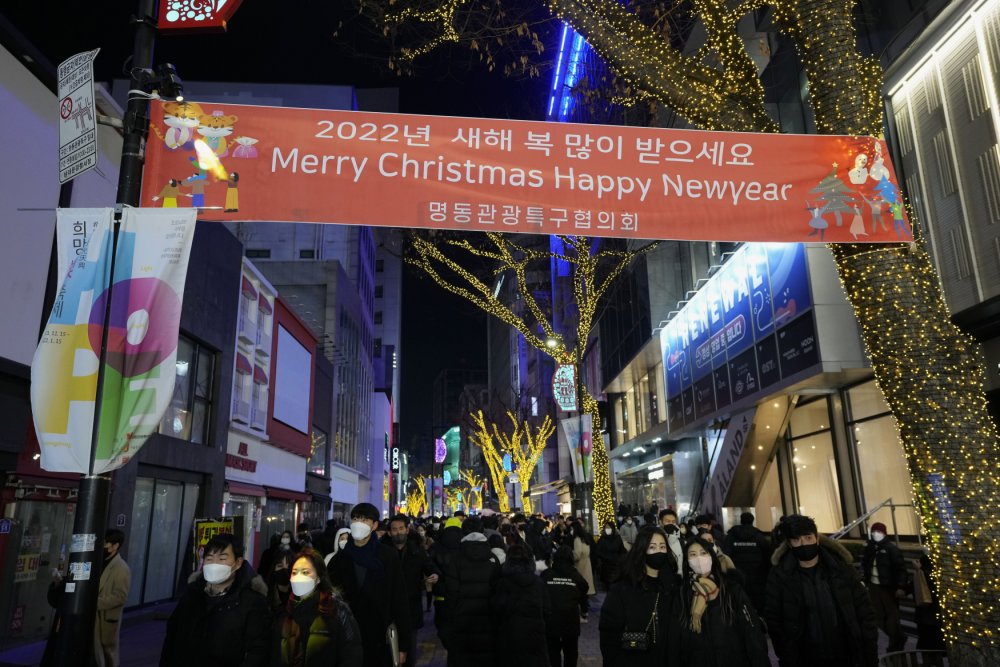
[203,563,233,584]
[281,536,291,545]
[604,528,613,536]
[688,554,713,576]
[350,521,373,541]
[290,575,317,598]
[338,538,348,550]
[871,531,885,543]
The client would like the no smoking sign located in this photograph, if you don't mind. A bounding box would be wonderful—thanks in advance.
[60,97,73,120]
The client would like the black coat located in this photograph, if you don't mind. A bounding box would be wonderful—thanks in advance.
[440,535,501,667]
[861,539,907,591]
[595,533,627,564]
[541,565,588,636]
[725,524,772,609]
[383,533,439,630]
[599,574,673,667]
[491,559,550,667]
[764,538,878,667]
[272,591,363,667]
[160,562,272,667]
[665,576,769,667]
[327,540,412,667]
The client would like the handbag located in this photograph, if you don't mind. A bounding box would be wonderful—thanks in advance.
[620,592,659,652]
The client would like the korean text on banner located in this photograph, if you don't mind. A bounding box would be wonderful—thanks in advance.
[141,100,912,244]
[32,208,198,474]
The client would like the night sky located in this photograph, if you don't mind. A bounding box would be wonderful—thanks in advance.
[1,0,545,469]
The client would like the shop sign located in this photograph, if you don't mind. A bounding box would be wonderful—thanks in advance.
[226,441,258,473]
[391,447,400,472]
[0,518,10,534]
[552,364,577,412]
[192,518,235,569]
[434,438,447,464]
[142,101,910,245]
[14,554,40,583]
[699,408,755,518]
[9,605,24,633]
[157,0,244,33]
[661,243,819,430]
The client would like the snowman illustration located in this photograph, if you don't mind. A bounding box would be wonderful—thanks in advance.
[848,153,869,184]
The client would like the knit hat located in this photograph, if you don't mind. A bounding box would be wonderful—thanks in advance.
[871,522,887,534]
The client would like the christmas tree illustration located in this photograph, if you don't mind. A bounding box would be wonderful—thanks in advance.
[810,163,856,226]
[874,175,901,204]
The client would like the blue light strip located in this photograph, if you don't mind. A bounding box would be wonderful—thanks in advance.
[546,23,592,121]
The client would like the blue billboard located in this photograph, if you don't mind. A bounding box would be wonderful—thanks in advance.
[659,243,818,428]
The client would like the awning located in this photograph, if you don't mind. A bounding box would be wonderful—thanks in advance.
[226,481,265,497]
[235,353,252,374]
[265,486,311,502]
[528,477,571,497]
[241,276,258,298]
[253,365,269,385]
[258,294,273,314]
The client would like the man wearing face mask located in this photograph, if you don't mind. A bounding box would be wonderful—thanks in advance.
[161,533,271,667]
[764,515,877,667]
[861,522,907,652]
[658,510,684,577]
[382,515,439,667]
[327,503,412,667]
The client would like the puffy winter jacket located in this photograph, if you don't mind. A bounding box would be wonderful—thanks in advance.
[491,558,550,667]
[441,533,501,667]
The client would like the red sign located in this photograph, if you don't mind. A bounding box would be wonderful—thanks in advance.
[141,101,911,244]
[157,0,243,33]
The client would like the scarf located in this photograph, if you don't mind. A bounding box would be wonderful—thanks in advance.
[280,590,337,667]
[689,576,719,633]
[344,537,385,583]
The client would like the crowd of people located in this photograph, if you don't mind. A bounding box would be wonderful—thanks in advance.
[143,502,943,667]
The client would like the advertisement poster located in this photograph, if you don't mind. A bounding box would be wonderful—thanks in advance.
[193,518,235,570]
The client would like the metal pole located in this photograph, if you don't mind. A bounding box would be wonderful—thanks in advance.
[53,1,158,663]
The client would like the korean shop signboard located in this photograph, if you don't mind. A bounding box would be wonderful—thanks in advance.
[141,101,911,244]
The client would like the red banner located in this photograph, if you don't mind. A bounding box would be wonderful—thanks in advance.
[141,100,911,243]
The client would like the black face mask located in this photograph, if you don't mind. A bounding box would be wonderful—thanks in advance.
[273,569,290,586]
[645,552,669,570]
[791,543,820,562]
[391,533,407,546]
[663,524,678,535]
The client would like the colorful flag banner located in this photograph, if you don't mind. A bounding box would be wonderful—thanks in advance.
[141,100,912,243]
[560,414,593,484]
[32,208,198,474]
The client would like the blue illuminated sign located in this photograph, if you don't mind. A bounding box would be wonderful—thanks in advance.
[659,243,818,428]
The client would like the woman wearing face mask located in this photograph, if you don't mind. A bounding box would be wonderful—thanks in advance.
[273,547,364,667]
[598,526,676,667]
[324,528,352,567]
[267,552,296,613]
[595,521,628,592]
[664,536,768,667]
[259,530,298,580]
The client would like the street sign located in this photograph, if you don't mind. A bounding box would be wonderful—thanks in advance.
[57,50,99,184]
[552,364,578,412]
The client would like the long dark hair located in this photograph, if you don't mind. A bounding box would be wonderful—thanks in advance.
[678,536,736,626]
[618,526,668,587]
[289,546,344,615]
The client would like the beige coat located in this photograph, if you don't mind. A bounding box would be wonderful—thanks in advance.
[573,536,596,595]
[95,554,131,667]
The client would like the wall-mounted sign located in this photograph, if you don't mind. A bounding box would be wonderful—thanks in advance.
[434,438,447,464]
[552,364,577,412]
[391,447,400,472]
[157,0,244,33]
[660,243,819,431]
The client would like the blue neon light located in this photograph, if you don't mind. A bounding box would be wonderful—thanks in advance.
[545,23,593,122]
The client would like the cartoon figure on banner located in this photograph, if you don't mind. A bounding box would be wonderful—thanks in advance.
[151,101,204,151]
[848,153,869,185]
[860,193,887,233]
[849,204,867,240]
[197,110,239,158]
[805,203,829,240]
[868,142,890,182]
[152,179,181,207]
[232,136,260,158]
[225,172,240,212]
[181,173,208,209]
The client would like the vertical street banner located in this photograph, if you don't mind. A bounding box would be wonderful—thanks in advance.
[32,208,198,474]
[559,414,593,484]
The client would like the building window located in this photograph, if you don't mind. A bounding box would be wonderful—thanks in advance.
[299,249,316,259]
[159,336,215,444]
[309,428,329,477]
[786,398,841,532]
[375,284,383,298]
[374,311,383,325]
[246,249,271,259]
[375,259,384,272]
